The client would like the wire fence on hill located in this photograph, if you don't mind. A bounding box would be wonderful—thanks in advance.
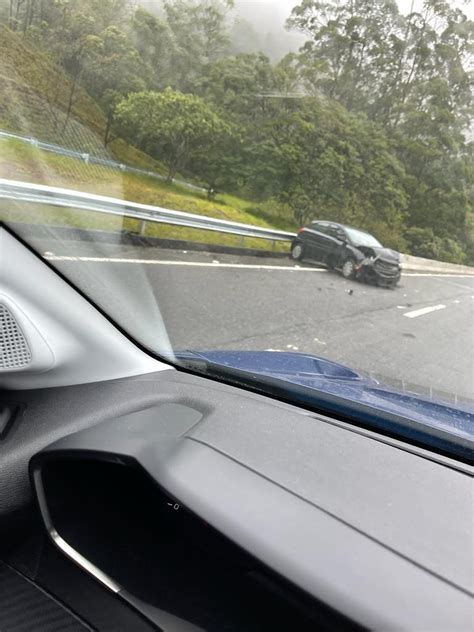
[0,129,206,193]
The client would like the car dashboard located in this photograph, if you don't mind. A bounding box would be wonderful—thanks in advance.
[1,369,471,631]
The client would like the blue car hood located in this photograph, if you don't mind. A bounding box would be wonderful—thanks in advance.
[178,350,473,441]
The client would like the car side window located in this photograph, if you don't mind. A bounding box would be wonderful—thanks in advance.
[326,225,343,239]
[312,222,329,234]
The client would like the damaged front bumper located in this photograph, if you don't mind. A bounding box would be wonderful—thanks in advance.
[355,257,401,286]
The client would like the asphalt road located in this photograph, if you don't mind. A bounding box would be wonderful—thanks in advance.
[36,239,474,403]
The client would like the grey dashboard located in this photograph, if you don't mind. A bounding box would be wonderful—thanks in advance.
[2,369,470,631]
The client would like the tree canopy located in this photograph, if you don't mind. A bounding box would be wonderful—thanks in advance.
[116,88,231,184]
[1,0,472,263]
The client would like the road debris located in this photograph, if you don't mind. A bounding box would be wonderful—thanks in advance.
[313,338,327,345]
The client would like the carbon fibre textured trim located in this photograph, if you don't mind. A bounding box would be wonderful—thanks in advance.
[0,560,92,632]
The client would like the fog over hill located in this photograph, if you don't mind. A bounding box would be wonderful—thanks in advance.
[230,0,305,60]
[140,0,473,62]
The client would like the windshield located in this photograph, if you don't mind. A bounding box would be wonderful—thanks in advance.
[0,0,473,456]
[345,229,382,249]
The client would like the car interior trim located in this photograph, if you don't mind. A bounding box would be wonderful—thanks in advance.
[32,466,122,594]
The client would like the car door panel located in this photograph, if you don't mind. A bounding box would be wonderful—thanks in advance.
[303,223,330,261]
[301,225,322,259]
[315,224,341,264]
[325,226,348,266]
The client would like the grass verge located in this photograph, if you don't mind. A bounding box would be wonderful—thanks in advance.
[0,138,293,252]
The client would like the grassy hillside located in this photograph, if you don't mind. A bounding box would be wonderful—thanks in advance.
[0,24,168,170]
[0,26,294,250]
[0,137,293,250]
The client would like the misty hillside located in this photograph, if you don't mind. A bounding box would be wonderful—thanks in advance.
[140,0,306,60]
[230,0,306,60]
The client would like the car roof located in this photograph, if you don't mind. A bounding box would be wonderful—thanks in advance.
[311,220,375,238]
[311,220,344,228]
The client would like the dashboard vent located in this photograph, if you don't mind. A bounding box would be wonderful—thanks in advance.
[0,303,32,369]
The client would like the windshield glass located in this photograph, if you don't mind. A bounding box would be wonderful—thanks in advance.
[345,228,382,249]
[0,0,473,454]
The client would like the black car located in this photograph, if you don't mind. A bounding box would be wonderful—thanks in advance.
[291,220,401,287]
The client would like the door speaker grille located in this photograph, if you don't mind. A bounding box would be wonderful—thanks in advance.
[0,304,32,369]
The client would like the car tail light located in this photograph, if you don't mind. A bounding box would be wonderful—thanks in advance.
[297,227,305,233]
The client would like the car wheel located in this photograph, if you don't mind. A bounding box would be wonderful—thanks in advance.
[291,242,304,261]
[341,258,356,279]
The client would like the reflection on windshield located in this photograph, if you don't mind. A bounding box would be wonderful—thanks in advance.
[0,0,473,451]
[345,229,382,249]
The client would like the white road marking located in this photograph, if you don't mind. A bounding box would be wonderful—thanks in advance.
[402,273,474,278]
[403,304,447,318]
[44,255,328,271]
[42,254,474,277]
[432,277,474,290]
[313,337,327,345]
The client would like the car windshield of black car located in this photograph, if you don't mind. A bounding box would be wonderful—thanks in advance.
[345,228,382,248]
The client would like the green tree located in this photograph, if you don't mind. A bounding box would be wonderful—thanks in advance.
[191,128,242,198]
[404,227,467,264]
[229,16,261,55]
[287,0,473,129]
[81,25,145,145]
[162,0,233,89]
[116,88,231,183]
[286,0,473,259]
[287,0,401,114]
[194,53,282,120]
[25,0,130,132]
[130,7,176,90]
[129,1,234,92]
[256,99,408,245]
[45,7,97,132]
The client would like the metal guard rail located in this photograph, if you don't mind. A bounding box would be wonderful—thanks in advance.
[0,178,296,242]
[0,130,206,193]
